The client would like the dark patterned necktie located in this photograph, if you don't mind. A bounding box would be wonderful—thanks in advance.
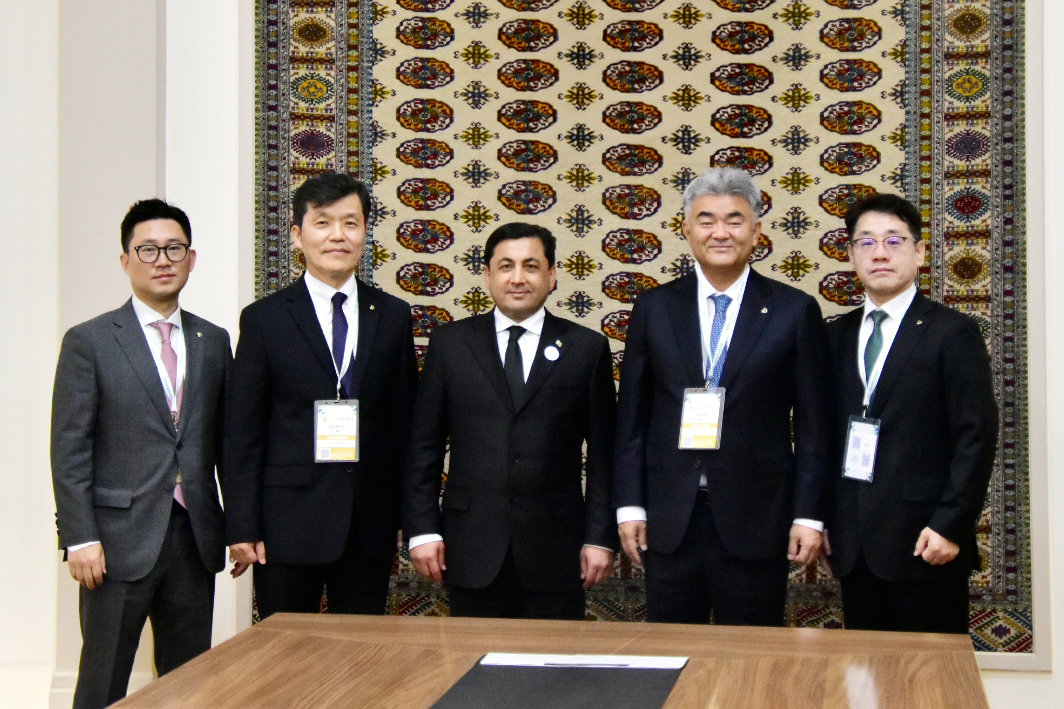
[864,309,888,382]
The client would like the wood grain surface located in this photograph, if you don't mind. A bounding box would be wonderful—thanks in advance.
[113,614,988,708]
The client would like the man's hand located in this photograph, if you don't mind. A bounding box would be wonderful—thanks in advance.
[229,541,266,578]
[580,546,614,590]
[410,540,446,583]
[913,527,959,565]
[787,524,822,566]
[69,543,106,590]
[819,528,834,577]
[619,521,647,565]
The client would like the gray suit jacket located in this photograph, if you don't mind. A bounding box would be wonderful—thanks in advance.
[51,299,231,581]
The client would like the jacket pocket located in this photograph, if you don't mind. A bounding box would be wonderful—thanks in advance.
[902,478,945,502]
[263,466,313,487]
[442,489,470,511]
[93,487,132,508]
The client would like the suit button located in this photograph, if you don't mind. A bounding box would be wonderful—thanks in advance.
[510,496,518,504]
[692,459,701,468]
[345,467,354,473]
[511,456,520,464]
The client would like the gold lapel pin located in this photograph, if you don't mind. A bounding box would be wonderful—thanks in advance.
[555,340,562,347]
[916,320,923,325]
[370,304,375,310]
[197,332,202,338]
[761,307,768,314]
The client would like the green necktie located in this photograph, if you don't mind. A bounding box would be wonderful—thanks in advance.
[863,309,888,382]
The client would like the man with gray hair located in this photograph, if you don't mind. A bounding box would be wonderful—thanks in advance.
[614,167,834,625]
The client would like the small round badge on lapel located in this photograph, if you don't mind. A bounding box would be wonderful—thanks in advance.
[544,345,560,361]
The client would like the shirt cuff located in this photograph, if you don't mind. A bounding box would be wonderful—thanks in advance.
[616,506,647,525]
[67,541,101,553]
[792,518,824,533]
[583,544,615,553]
[408,533,443,550]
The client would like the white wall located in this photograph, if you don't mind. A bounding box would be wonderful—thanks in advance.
[0,0,1060,706]
[0,0,61,672]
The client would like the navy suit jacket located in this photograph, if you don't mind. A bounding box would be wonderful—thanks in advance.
[614,269,834,559]
[826,293,998,581]
[223,277,417,565]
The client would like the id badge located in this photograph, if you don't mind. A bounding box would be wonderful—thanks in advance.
[314,399,360,462]
[678,388,725,450]
[842,415,880,482]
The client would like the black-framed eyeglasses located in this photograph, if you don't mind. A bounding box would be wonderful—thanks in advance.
[849,236,912,253]
[132,244,190,263]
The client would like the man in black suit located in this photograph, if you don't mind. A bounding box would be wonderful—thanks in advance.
[51,199,231,708]
[404,223,617,619]
[225,173,417,618]
[614,167,834,626]
[824,193,998,633]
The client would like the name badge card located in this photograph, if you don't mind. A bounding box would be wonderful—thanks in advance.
[678,388,725,450]
[314,399,360,462]
[843,415,880,482]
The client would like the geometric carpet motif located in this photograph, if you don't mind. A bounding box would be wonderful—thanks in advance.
[255,0,1029,651]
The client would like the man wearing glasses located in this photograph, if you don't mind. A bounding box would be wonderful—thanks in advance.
[51,199,232,708]
[823,193,998,633]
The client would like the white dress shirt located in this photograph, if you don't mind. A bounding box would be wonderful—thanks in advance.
[616,266,822,533]
[304,271,359,385]
[858,284,918,407]
[69,296,188,553]
[493,306,545,381]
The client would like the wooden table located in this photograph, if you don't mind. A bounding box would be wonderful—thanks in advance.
[114,614,988,708]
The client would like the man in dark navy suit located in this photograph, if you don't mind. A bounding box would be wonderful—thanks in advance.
[614,168,834,626]
[825,193,998,633]
[225,173,417,618]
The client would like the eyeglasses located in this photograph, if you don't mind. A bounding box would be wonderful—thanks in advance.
[849,236,913,253]
[132,244,190,263]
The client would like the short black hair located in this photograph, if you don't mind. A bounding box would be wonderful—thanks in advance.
[120,199,192,252]
[845,193,923,242]
[484,222,557,267]
[292,173,371,228]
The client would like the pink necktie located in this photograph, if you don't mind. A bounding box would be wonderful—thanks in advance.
[151,321,186,508]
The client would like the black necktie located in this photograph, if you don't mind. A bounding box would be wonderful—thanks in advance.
[504,325,526,407]
[331,292,355,397]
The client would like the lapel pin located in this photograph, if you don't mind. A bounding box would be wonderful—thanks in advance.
[197,332,202,338]
[761,307,768,314]
[370,304,376,310]
[555,339,562,347]
[544,345,560,361]
[916,320,923,325]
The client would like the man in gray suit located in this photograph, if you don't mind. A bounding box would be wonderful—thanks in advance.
[51,199,233,709]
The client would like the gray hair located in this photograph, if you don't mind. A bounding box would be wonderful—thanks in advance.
[682,168,762,218]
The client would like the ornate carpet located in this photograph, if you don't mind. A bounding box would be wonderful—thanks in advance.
[254,0,1029,651]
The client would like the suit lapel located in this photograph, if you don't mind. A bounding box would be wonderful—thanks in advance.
[867,294,934,417]
[111,300,177,434]
[666,275,705,385]
[718,270,771,391]
[517,311,566,412]
[346,280,379,398]
[464,312,515,412]
[177,310,202,439]
[285,277,335,377]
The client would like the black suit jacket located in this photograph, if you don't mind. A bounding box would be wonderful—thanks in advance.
[51,300,230,580]
[403,310,618,593]
[614,269,834,559]
[826,293,998,581]
[223,277,417,565]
